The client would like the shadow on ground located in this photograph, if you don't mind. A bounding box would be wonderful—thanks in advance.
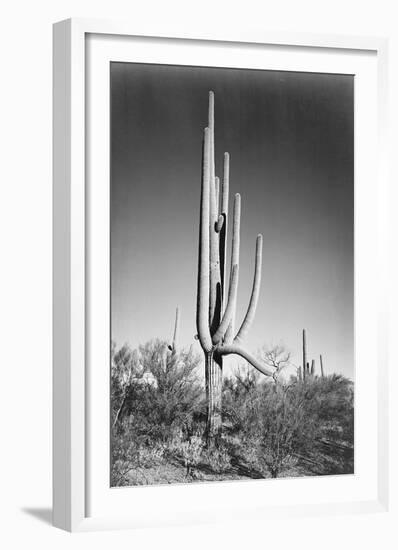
[22,507,52,525]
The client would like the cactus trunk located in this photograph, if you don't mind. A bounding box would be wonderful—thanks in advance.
[205,352,223,442]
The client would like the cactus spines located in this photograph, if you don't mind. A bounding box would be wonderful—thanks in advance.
[196,91,272,441]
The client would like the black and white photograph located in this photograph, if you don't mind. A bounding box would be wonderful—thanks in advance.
[110,62,354,487]
[2,0,395,542]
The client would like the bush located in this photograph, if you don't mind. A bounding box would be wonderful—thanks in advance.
[133,339,204,441]
[112,339,204,438]
[111,342,141,428]
[110,339,206,485]
[223,371,354,478]
[179,434,205,477]
[201,442,231,474]
[111,340,354,484]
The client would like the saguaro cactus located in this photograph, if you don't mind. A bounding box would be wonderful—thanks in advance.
[302,329,307,381]
[320,354,325,378]
[168,306,180,353]
[196,91,272,442]
[297,366,303,381]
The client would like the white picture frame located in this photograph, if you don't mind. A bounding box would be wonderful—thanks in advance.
[53,18,389,532]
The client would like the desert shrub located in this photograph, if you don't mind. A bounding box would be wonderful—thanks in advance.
[112,338,354,483]
[201,441,231,474]
[237,383,318,477]
[179,434,205,477]
[111,342,142,428]
[110,425,168,487]
[112,339,204,441]
[134,339,204,441]
[223,368,354,478]
[136,444,166,467]
[263,387,316,476]
[233,365,261,394]
[110,430,142,487]
[111,339,206,483]
[222,365,263,431]
[290,374,354,445]
[244,440,298,478]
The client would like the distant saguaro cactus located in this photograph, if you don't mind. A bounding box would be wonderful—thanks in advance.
[196,91,272,442]
[297,366,303,381]
[168,306,180,353]
[302,329,307,380]
[320,354,325,377]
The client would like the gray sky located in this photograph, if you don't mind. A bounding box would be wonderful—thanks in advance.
[111,62,354,379]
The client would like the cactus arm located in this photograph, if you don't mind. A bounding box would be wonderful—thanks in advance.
[221,153,230,215]
[208,91,215,182]
[224,193,241,344]
[234,234,263,344]
[212,264,239,345]
[209,172,218,235]
[219,152,229,308]
[311,359,315,375]
[215,176,220,213]
[219,343,272,377]
[208,92,221,332]
[230,195,241,275]
[196,127,212,353]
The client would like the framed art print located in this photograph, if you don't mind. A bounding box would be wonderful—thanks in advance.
[53,19,389,531]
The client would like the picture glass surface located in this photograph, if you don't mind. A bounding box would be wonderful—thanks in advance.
[110,62,354,487]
